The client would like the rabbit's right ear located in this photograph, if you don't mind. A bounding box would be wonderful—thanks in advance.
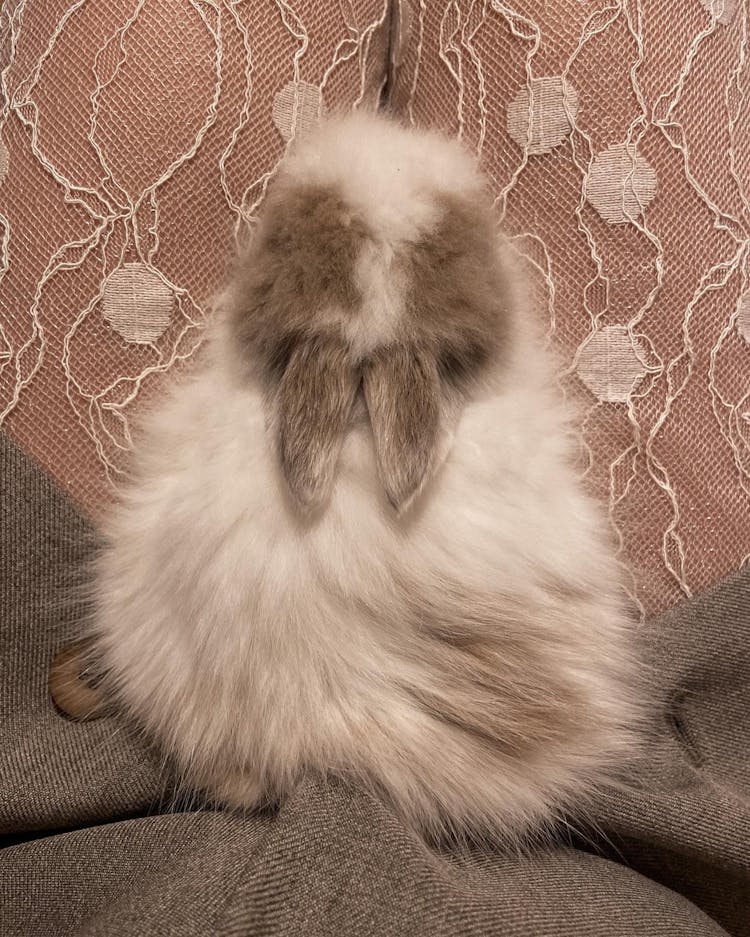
[276,335,359,512]
[363,345,446,514]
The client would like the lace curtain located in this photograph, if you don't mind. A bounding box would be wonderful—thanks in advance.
[1,0,749,613]
[390,0,750,613]
[0,0,390,511]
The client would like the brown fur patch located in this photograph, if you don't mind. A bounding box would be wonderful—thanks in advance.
[399,191,511,390]
[394,576,587,759]
[230,177,512,513]
[358,193,511,511]
[357,192,511,511]
[362,345,442,511]
[230,181,370,377]
[229,180,371,510]
[277,335,359,510]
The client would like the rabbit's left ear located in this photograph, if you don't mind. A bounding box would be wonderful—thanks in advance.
[363,345,449,514]
[276,336,359,511]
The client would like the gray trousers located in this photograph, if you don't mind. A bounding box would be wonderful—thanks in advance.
[1,432,748,936]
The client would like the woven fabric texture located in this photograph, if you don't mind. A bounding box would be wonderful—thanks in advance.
[387,0,750,613]
[1,1,749,614]
[0,0,389,516]
[1,428,748,935]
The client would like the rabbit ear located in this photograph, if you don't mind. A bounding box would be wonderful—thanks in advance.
[363,345,447,514]
[277,336,359,511]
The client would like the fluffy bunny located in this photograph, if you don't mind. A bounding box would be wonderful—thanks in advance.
[91,111,642,846]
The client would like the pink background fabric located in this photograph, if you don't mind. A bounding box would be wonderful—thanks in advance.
[389,0,750,614]
[0,0,390,516]
[2,0,749,613]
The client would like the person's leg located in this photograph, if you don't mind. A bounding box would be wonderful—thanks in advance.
[0,774,729,937]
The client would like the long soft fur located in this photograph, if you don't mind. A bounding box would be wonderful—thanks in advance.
[92,111,643,847]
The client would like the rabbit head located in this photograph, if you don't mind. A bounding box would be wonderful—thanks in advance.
[229,113,513,514]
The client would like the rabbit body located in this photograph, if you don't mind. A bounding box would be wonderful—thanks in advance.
[93,113,640,844]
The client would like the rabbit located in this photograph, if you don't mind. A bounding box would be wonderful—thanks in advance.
[90,110,643,847]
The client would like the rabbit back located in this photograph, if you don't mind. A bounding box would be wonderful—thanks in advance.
[93,332,639,845]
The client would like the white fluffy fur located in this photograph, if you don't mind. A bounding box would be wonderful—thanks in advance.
[92,112,641,846]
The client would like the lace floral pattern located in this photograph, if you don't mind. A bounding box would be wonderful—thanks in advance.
[0,0,389,512]
[390,0,750,613]
[2,0,749,613]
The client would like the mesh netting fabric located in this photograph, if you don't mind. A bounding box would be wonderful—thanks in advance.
[389,0,750,614]
[0,0,390,517]
[1,1,749,614]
